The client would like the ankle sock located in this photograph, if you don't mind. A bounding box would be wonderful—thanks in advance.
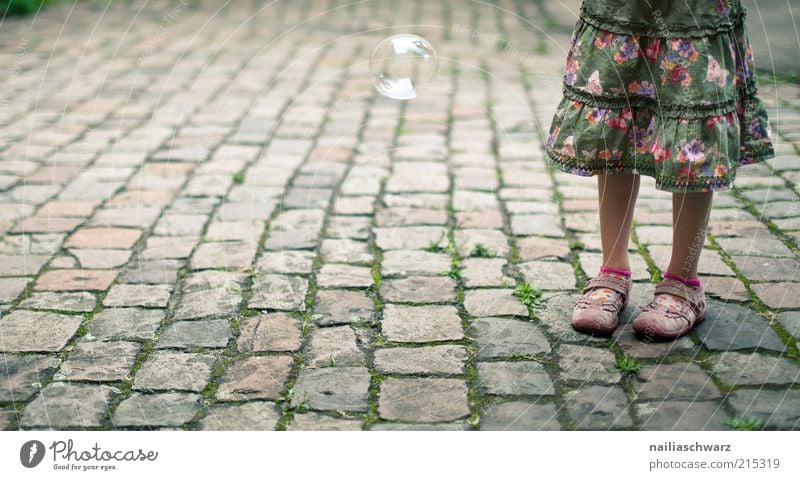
[588,266,630,302]
[663,271,701,287]
[600,266,632,277]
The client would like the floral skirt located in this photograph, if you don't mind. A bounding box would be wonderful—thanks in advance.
[545,1,775,192]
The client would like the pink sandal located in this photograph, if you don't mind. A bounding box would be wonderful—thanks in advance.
[571,271,633,336]
[632,276,706,341]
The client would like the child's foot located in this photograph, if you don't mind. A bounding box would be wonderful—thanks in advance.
[632,274,706,341]
[571,269,632,336]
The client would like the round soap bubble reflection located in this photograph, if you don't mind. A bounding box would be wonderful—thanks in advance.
[369,34,438,100]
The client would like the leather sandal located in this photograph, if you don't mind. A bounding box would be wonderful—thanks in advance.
[571,272,633,336]
[632,277,706,341]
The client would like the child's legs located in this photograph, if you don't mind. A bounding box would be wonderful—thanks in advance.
[598,173,640,271]
[667,191,713,279]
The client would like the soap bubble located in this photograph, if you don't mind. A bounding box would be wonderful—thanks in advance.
[369,34,438,100]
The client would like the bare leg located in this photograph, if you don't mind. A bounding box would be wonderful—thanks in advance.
[631,191,713,341]
[667,192,713,278]
[598,173,640,271]
[570,173,640,336]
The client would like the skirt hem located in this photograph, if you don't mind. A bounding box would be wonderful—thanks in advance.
[544,142,776,193]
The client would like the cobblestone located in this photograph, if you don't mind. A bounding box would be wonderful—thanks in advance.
[481,402,561,430]
[217,356,294,401]
[237,313,302,353]
[317,264,373,288]
[58,341,140,382]
[112,393,200,428]
[87,308,165,341]
[518,261,576,290]
[378,378,470,422]
[454,230,510,257]
[120,259,183,284]
[18,291,97,312]
[558,345,622,385]
[564,385,633,430]
[381,304,464,343]
[614,324,697,358]
[21,383,116,428]
[291,367,371,412]
[313,290,375,326]
[476,361,555,396]
[709,352,800,386]
[463,289,528,317]
[0,311,83,352]
[469,317,551,359]
[374,345,467,375]
[0,354,55,402]
[634,363,722,401]
[35,269,117,291]
[461,258,514,288]
[157,319,232,349]
[287,412,363,431]
[375,226,448,251]
[381,250,452,276]
[104,284,173,308]
[726,389,800,429]
[249,274,308,310]
[751,282,800,309]
[198,402,281,431]
[638,401,729,431]
[695,300,787,352]
[133,352,216,392]
[379,276,457,303]
[320,239,373,265]
[307,326,365,367]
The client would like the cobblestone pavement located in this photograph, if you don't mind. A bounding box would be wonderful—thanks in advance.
[1,0,799,431]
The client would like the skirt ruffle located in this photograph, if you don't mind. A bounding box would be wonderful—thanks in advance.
[563,12,758,117]
[545,92,774,192]
[546,4,776,192]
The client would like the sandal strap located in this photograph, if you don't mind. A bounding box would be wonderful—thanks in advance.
[653,279,705,310]
[582,274,631,298]
[654,282,690,298]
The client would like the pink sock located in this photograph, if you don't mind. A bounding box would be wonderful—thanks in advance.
[663,271,701,287]
[600,266,631,277]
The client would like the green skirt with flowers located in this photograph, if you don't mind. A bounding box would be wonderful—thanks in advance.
[545,0,775,192]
